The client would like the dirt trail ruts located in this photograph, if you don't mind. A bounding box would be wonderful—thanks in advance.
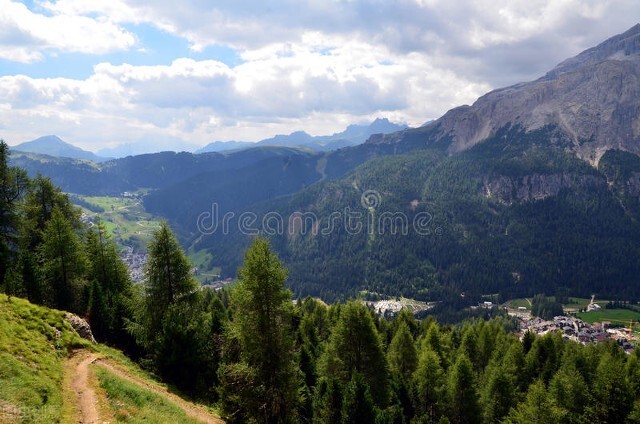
[93,357,224,424]
[67,350,101,423]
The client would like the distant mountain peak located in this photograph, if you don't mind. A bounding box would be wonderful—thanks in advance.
[12,135,108,162]
[196,118,408,154]
[372,24,640,164]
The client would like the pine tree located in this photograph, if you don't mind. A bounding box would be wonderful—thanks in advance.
[504,380,562,424]
[222,237,300,422]
[411,348,445,422]
[85,221,133,343]
[341,372,376,424]
[137,221,199,343]
[388,321,418,380]
[0,141,29,290]
[320,301,389,406]
[447,353,480,424]
[38,207,87,312]
[480,359,516,423]
[587,352,633,422]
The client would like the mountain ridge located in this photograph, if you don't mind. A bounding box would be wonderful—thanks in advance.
[195,117,407,153]
[11,135,110,162]
[366,23,640,165]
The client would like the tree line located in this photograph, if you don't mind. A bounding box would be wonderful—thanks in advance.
[3,140,640,423]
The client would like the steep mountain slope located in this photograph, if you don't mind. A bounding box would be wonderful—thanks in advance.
[368,24,640,163]
[195,125,640,302]
[0,294,222,423]
[183,26,640,302]
[12,135,109,162]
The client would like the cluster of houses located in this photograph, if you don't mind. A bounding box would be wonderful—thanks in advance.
[516,312,635,353]
[202,278,234,291]
[121,246,148,283]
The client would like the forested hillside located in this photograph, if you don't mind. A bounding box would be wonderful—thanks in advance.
[194,125,640,303]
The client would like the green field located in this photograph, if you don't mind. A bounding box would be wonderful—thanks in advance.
[73,194,221,279]
[74,194,162,251]
[503,298,532,309]
[575,308,640,325]
[187,248,222,283]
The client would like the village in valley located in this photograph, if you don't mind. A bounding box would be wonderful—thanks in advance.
[505,295,639,353]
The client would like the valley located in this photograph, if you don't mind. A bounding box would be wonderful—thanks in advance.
[3,16,640,424]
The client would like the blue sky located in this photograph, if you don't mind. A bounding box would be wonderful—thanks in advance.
[0,0,637,155]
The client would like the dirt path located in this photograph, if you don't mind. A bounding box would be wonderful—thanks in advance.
[66,350,102,423]
[94,357,223,424]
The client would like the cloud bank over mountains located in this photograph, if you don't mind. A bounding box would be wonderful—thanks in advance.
[0,0,637,153]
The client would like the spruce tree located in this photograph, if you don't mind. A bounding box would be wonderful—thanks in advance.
[222,237,300,422]
[388,321,418,380]
[38,207,87,312]
[447,353,480,424]
[0,141,29,290]
[85,221,133,343]
[320,301,389,406]
[138,221,198,342]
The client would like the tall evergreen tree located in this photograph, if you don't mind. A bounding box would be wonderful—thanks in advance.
[504,379,562,424]
[320,301,389,406]
[221,237,300,422]
[312,378,342,424]
[587,352,633,422]
[0,141,29,290]
[388,321,418,380]
[411,348,445,422]
[135,221,199,344]
[341,372,376,424]
[38,207,87,312]
[447,353,480,424]
[85,221,133,343]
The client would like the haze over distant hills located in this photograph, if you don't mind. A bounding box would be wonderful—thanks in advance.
[195,118,407,153]
[11,135,110,162]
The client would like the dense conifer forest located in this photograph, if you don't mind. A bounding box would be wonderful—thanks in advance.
[3,139,640,423]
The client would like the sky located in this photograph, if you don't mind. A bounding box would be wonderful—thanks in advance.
[0,0,637,155]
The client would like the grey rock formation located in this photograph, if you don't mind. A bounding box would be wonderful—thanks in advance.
[482,173,606,205]
[64,312,97,344]
[436,24,640,163]
[369,24,640,165]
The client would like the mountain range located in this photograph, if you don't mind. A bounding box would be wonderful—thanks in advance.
[10,24,640,304]
[11,135,110,162]
[195,118,407,153]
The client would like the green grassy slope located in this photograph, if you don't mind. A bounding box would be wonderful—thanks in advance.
[0,294,90,423]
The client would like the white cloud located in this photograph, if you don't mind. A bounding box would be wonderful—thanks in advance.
[0,0,135,63]
[0,0,637,152]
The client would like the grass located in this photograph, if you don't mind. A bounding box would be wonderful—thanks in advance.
[73,194,162,251]
[575,308,640,325]
[503,298,532,309]
[563,297,611,311]
[0,294,91,423]
[75,195,221,279]
[95,367,200,423]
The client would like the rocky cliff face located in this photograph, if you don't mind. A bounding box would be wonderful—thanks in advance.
[370,24,640,165]
[437,24,640,164]
[482,173,606,205]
